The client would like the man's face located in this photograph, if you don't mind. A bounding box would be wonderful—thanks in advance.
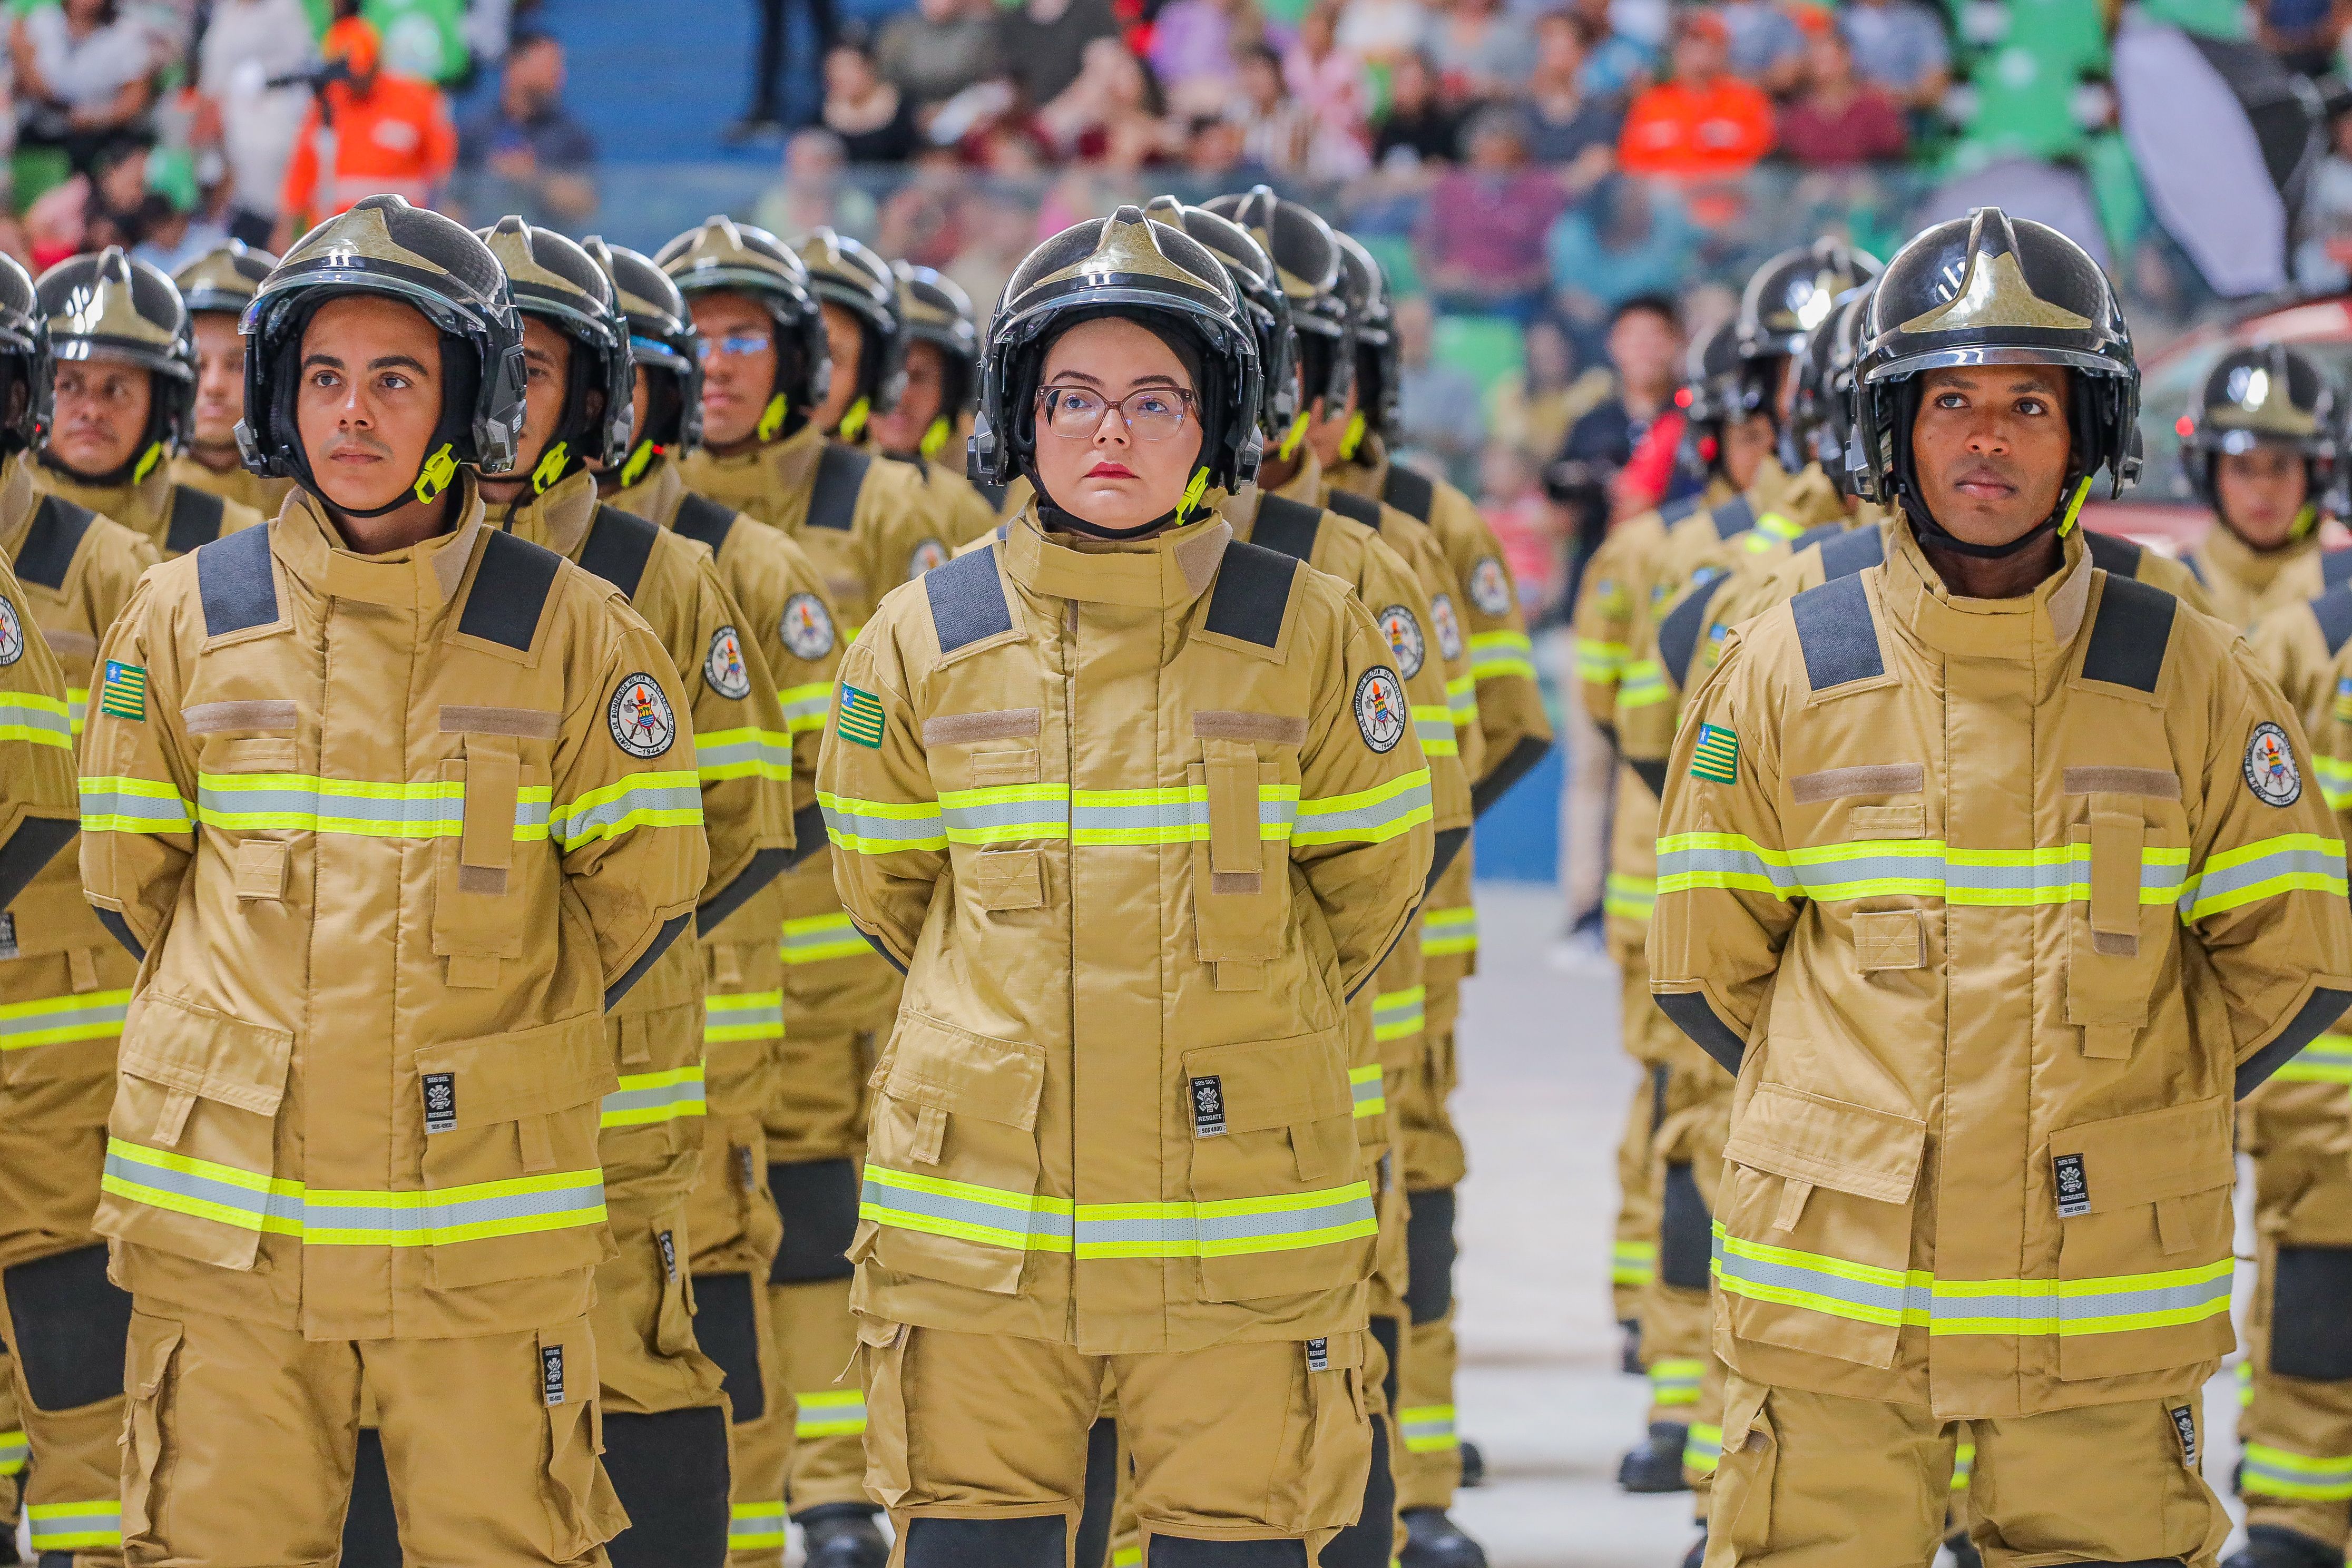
[190,313,247,450]
[295,294,446,515]
[48,355,153,479]
[1674,30,1725,81]
[1608,309,1679,395]
[513,316,574,481]
[507,40,562,102]
[2215,444,2309,551]
[870,340,946,456]
[815,300,864,435]
[690,291,778,450]
[1720,411,1776,491]
[1908,364,2073,548]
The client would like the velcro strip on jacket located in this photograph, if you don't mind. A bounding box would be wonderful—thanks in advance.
[14,494,94,590]
[1789,574,1884,691]
[1251,494,1324,562]
[1709,495,1756,541]
[1788,520,1845,556]
[672,492,737,553]
[2083,529,2147,581]
[1657,572,1732,691]
[577,506,661,602]
[1202,540,1299,650]
[924,546,1013,655]
[1818,525,1886,581]
[1325,488,1382,530]
[457,529,564,652]
[2316,584,2352,658]
[807,444,870,532]
[1381,463,1435,523]
[2077,574,2175,694]
[197,521,280,637]
[1659,492,1704,527]
[166,486,227,557]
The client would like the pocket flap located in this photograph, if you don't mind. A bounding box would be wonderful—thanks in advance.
[410,1013,612,1131]
[1722,1083,1925,1204]
[117,992,293,1117]
[1180,1031,1351,1135]
[2050,1098,2235,1213]
[881,1010,1045,1130]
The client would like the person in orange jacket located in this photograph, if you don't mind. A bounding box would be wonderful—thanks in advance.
[272,17,456,249]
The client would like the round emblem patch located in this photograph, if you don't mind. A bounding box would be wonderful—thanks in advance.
[907,537,948,579]
[1377,604,1426,680]
[1468,556,1512,618]
[780,592,836,662]
[2245,721,2302,807]
[1429,592,1464,662]
[703,625,751,700]
[0,597,22,667]
[1355,666,1408,754]
[608,673,678,759]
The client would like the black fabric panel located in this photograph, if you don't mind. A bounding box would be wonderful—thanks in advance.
[0,817,75,912]
[1318,1414,1395,1568]
[196,520,278,636]
[2083,529,2148,581]
[1381,465,1435,523]
[1425,827,1467,895]
[1404,1186,1456,1325]
[904,1515,1066,1568]
[1649,1062,1668,1131]
[1370,1311,1402,1416]
[576,505,662,603]
[2326,549,2352,591]
[2313,585,2352,656]
[339,1428,401,1568]
[807,444,870,533]
[2270,1246,2352,1380]
[1325,488,1381,530]
[1202,540,1297,648]
[3,1244,132,1410]
[93,904,144,961]
[975,480,1008,511]
[2079,575,2177,694]
[1789,574,1883,691]
[1788,521,1845,555]
[457,528,563,651]
[1250,494,1324,561]
[1471,735,1551,819]
[1708,495,1756,541]
[1658,493,1703,526]
[165,486,227,557]
[1659,1163,1711,1291]
[769,1157,859,1283]
[1075,1417,1120,1568]
[1628,757,1667,799]
[671,492,738,553]
[602,1407,732,1568]
[1818,525,1886,580]
[1150,1536,1310,1568]
[699,846,792,930]
[1657,574,1729,691]
[1656,991,1745,1076]
[859,925,909,974]
[605,911,691,1011]
[12,495,92,589]
[2066,1561,2186,1566]
[690,1270,765,1423]
[924,544,1014,654]
[786,801,828,869]
[2239,989,2352,1099]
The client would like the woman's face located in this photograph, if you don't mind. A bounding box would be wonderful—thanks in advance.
[1031,317,1206,534]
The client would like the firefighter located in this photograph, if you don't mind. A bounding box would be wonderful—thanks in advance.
[2179,346,2347,629]
[77,193,709,1566]
[819,201,1429,1568]
[171,243,296,518]
[0,248,145,1568]
[870,263,998,548]
[1651,205,2352,1567]
[30,249,267,560]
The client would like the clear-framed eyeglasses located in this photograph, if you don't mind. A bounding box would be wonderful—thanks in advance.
[1036,384,1197,441]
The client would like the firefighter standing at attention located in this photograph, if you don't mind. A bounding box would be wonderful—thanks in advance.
[170,243,296,518]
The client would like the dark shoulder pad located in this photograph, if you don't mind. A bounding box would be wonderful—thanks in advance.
[975,479,1007,510]
[14,494,94,590]
[1658,493,1703,526]
[1788,573,1884,691]
[672,493,737,554]
[1202,538,1299,648]
[2082,529,2145,580]
[576,506,662,603]
[1251,494,1324,562]
[1789,521,1845,555]
[166,485,227,557]
[2315,584,2352,657]
[807,444,871,533]
[1325,488,1382,530]
[1818,525,1885,580]
[1709,495,1756,541]
[196,518,278,637]
[1657,573,1731,691]
[924,541,1013,654]
[2324,548,2352,592]
[458,528,564,651]
[2078,573,2177,693]
[1381,464,1435,523]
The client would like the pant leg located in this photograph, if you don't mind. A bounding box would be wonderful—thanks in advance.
[0,1348,19,1546]
[1562,696,1613,926]
[369,1313,626,1568]
[1395,1023,1466,1514]
[1703,1377,1951,1568]
[1674,1086,1732,1496]
[1968,1395,2233,1567]
[1612,981,1663,1324]
[777,1275,864,1510]
[0,1244,130,1566]
[117,1305,360,1567]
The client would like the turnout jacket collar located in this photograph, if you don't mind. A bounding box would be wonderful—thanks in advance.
[2201,515,2317,595]
[0,450,41,561]
[1880,506,2094,661]
[689,419,828,516]
[608,449,689,528]
[276,479,488,611]
[1003,510,1232,610]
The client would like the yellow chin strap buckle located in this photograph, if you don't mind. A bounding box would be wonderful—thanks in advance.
[531,440,570,495]
[2055,475,2092,538]
[838,396,871,443]
[1338,410,1367,462]
[920,416,951,459]
[132,442,163,485]
[618,439,657,488]
[413,443,458,504]
[1174,466,1209,525]
[1277,411,1309,463]
[757,394,789,443]
[2294,503,2320,539]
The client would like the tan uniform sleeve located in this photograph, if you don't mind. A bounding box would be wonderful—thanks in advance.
[1388,514,1483,785]
[79,574,192,957]
[2135,547,2217,618]
[2248,597,2331,738]
[0,552,83,905]
[1439,486,1552,809]
[1360,533,1471,847]
[743,533,844,835]
[2190,642,2352,1097]
[816,620,939,971]
[681,552,796,929]
[1646,631,1799,1076]
[1572,527,1641,730]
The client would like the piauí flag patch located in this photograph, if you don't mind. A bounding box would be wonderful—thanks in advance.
[99,660,146,721]
[837,685,886,749]
[1691,722,1739,783]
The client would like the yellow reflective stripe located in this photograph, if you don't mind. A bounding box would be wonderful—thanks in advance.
[705,988,784,1043]
[694,724,794,783]
[1423,905,1477,955]
[66,687,86,736]
[1446,674,1479,725]
[1683,1424,1723,1474]
[0,690,72,749]
[1617,659,1669,708]
[1292,768,1433,845]
[2242,1443,2352,1500]
[0,1427,25,1475]
[1412,703,1458,757]
[1952,1440,1975,1491]
[1660,832,2194,906]
[2316,753,2352,812]
[1604,873,1655,921]
[819,790,948,853]
[794,1389,868,1437]
[1648,1357,1702,1405]
[729,1503,787,1550]
[861,1165,1376,1258]
[601,1065,708,1128]
[1350,1063,1385,1118]
[781,912,873,964]
[1373,985,1426,1043]
[2178,833,2348,922]
[550,771,704,849]
[1471,630,1536,682]
[27,1500,119,1550]
[1612,1239,1656,1285]
[1399,1404,1458,1453]
[0,987,130,1049]
[1576,638,1627,682]
[2275,1031,2352,1084]
[191,772,560,838]
[780,681,832,734]
[79,773,195,834]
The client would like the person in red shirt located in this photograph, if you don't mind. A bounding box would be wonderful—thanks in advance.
[1616,11,1774,179]
[273,18,456,249]
[1777,21,1907,166]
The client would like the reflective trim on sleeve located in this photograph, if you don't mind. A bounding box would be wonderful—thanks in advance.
[28,1501,120,1552]
[781,912,874,965]
[0,1427,26,1475]
[1648,1357,1703,1407]
[1612,1239,1656,1287]
[780,681,833,734]
[860,1165,1376,1259]
[1951,1441,1975,1493]
[66,686,86,736]
[729,1504,788,1552]
[1292,769,1433,845]
[2275,1031,2352,1084]
[551,772,704,850]
[2241,1443,2352,1502]
[1399,1404,1458,1454]
[819,791,947,853]
[601,1065,708,1128]
[1576,638,1628,683]
[1616,659,1668,709]
[2315,752,2352,812]
[705,989,785,1043]
[2178,834,2349,922]
[1471,630,1536,683]
[694,725,795,783]
[79,775,195,835]
[0,987,130,1050]
[1350,1063,1386,1119]
[1446,674,1479,726]
[1422,905,1477,956]
[1413,703,1458,757]
[1603,873,1656,922]
[0,691,73,749]
[1657,834,2194,907]
[793,1389,869,1438]
[1736,511,1802,555]
[1373,985,1426,1043]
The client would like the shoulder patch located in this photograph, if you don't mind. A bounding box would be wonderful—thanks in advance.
[2078,573,2176,694]
[1430,592,1463,662]
[1354,665,1407,752]
[2082,530,2147,581]
[1658,493,1704,526]
[837,683,886,748]
[1467,556,1512,618]
[1657,574,1732,691]
[166,485,227,557]
[1818,525,1886,580]
[1709,495,1756,541]
[196,520,279,638]
[906,537,949,579]
[1202,538,1299,649]
[577,505,662,602]
[781,592,836,661]
[14,494,94,590]
[807,444,871,533]
[457,528,563,652]
[2245,720,2302,807]
[1252,494,1324,562]
[607,672,678,757]
[1381,464,1435,523]
[1690,722,1739,783]
[1326,488,1382,530]
[2314,584,2352,657]
[671,492,737,554]
[703,625,751,699]
[1376,602,1425,679]
[2326,548,2352,592]
[1789,573,1884,691]
[0,596,22,664]
[923,543,1013,654]
[99,658,146,720]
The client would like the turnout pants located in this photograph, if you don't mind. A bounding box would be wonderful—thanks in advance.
[1612,961,1663,1325]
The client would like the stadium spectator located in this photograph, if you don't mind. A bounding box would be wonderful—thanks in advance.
[1839,0,1951,110]
[1567,0,1658,96]
[1524,12,1620,183]
[1283,4,1374,179]
[1228,42,1318,174]
[1427,0,1536,99]
[1778,23,1905,165]
[1371,51,1462,166]
[1546,175,1700,342]
[819,38,921,162]
[1479,439,1565,613]
[1181,112,1275,183]
[753,126,879,239]
[1416,104,1567,319]
[1550,291,1681,555]
[275,17,456,247]
[1149,0,1273,117]
[1489,316,1609,469]
[1616,10,1773,178]
[2295,106,2352,290]
[11,0,159,175]
[1036,36,1166,162]
[2261,0,2344,76]
[1336,0,1427,64]
[194,0,315,248]
[1394,291,1489,488]
[875,0,1006,121]
[456,28,595,223]
[1719,0,1806,94]
[997,0,1125,110]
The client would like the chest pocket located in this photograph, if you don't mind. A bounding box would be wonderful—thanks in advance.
[432,710,558,987]
[1189,736,1295,971]
[2061,771,2184,1061]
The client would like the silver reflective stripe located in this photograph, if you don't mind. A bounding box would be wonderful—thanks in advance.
[1075,1188,1376,1250]
[1415,716,1453,745]
[860,1173,1076,1248]
[1293,777,1432,838]
[819,799,945,843]
[2188,846,2344,906]
[696,734,766,772]
[105,1147,301,1231]
[941,797,1071,834]
[28,1502,120,1547]
[601,1071,708,1123]
[80,786,194,829]
[300,1181,606,1239]
[0,992,129,1046]
[552,782,702,844]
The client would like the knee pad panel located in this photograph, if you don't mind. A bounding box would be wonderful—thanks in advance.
[690,1270,766,1423]
[1404,1188,1457,1326]
[1146,1537,1310,1567]
[1659,1163,1711,1292]
[338,1428,402,1568]
[904,1514,1066,1568]
[2,1244,132,1412]
[1075,1417,1120,1568]
[1315,1412,1394,1568]
[769,1158,859,1283]
[602,1407,732,1568]
[2272,1247,2352,1380]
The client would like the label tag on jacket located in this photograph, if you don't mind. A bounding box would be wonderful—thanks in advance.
[1190,1075,1227,1138]
[658,1229,678,1280]
[1306,1337,1329,1373]
[739,1146,759,1189]
[2053,1153,2090,1218]
[2169,1405,2198,1467]
[0,912,17,960]
[541,1345,566,1406]
[423,1073,457,1135]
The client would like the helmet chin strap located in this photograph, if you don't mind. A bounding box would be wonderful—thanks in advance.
[1902,475,2091,560]
[1033,466,1209,541]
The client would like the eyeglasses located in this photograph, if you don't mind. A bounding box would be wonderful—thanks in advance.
[695,331,773,362]
[1036,384,1195,442]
